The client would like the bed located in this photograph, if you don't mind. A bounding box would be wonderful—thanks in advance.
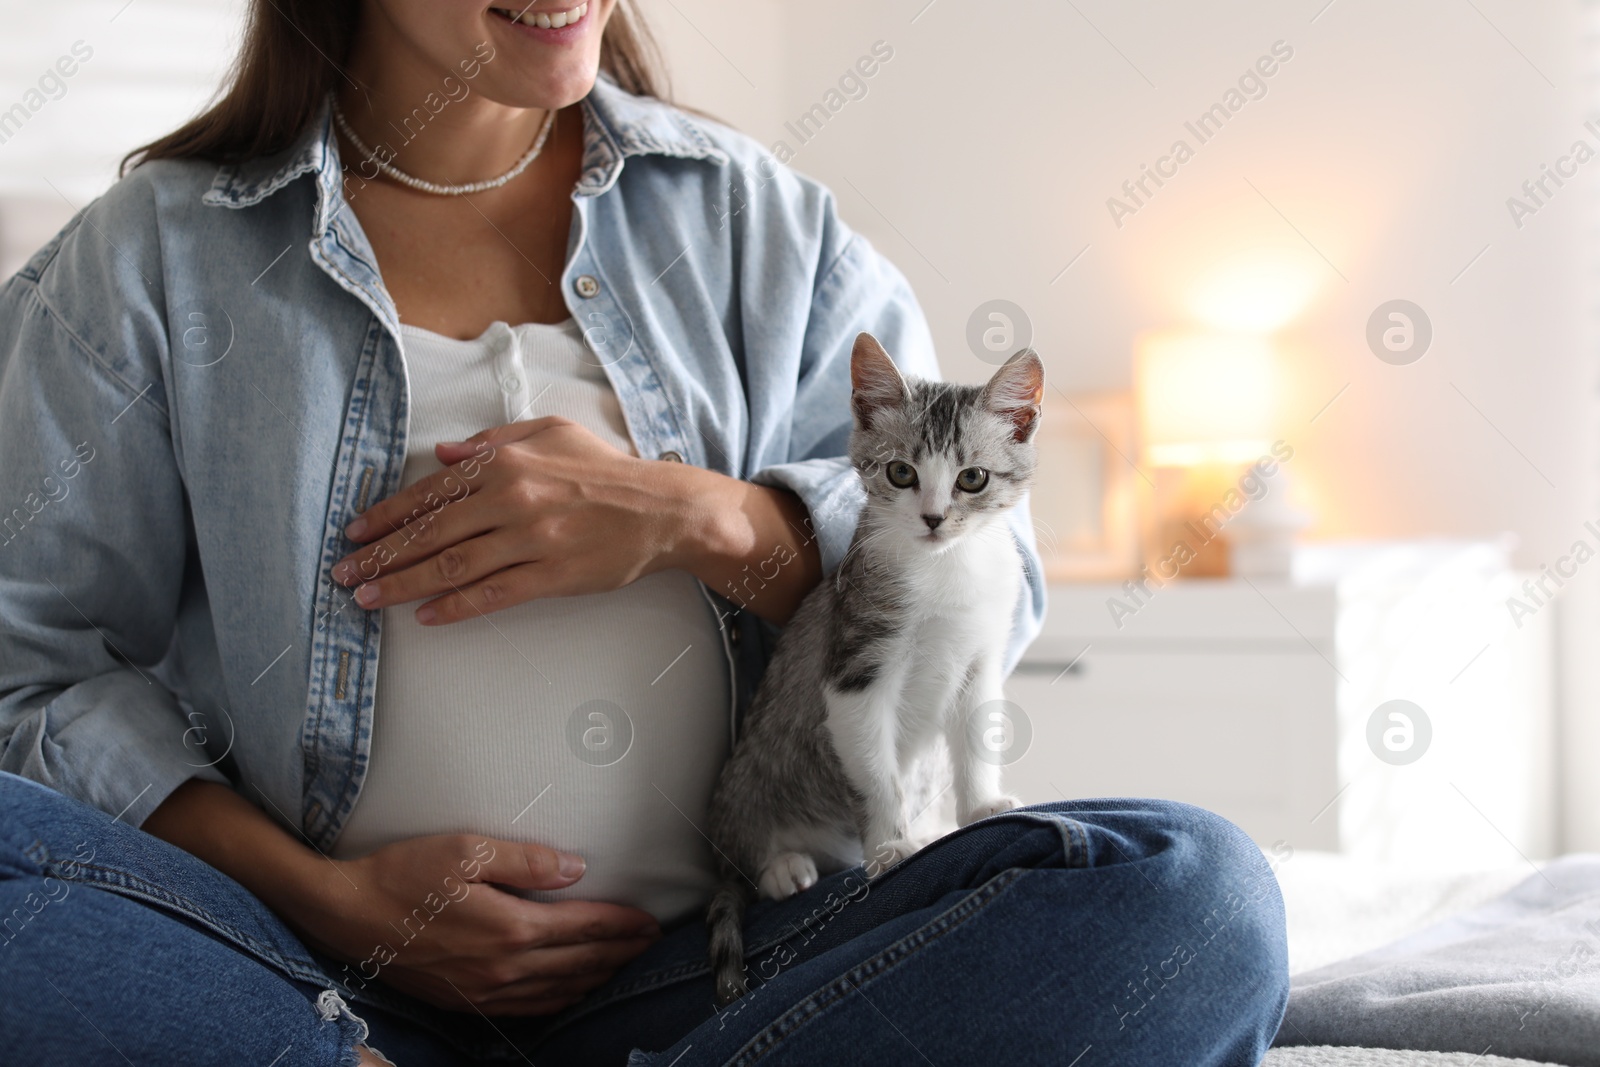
[1262,851,1600,1066]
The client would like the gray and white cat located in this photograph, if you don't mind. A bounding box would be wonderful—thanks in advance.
[705,331,1044,1005]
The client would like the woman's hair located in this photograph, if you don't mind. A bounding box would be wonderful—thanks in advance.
[122,0,668,173]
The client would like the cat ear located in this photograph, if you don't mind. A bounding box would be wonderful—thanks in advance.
[851,333,908,429]
[982,349,1045,443]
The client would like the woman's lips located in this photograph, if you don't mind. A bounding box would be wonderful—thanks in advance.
[490,2,592,38]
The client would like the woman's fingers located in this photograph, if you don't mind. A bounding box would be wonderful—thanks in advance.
[423,936,657,1013]
[321,835,666,1018]
[436,416,570,457]
[514,899,662,948]
[454,836,590,890]
[337,417,673,622]
[453,891,661,951]
[412,560,572,625]
[446,840,660,939]
[411,942,641,1003]
[347,530,536,613]
[335,490,490,588]
[504,935,660,982]
[333,423,588,599]
[467,937,657,1005]
[380,837,659,938]
[339,441,500,548]
[375,967,584,1017]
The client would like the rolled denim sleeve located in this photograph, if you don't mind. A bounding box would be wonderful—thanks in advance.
[748,203,1046,673]
[0,243,226,827]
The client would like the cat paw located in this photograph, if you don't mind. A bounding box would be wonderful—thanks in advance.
[959,795,1022,826]
[758,852,818,900]
[865,838,920,877]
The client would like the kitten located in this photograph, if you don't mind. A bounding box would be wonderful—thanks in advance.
[705,332,1044,1005]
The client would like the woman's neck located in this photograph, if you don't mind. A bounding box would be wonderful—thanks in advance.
[339,13,553,189]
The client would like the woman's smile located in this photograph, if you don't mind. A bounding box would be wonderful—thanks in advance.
[490,2,593,36]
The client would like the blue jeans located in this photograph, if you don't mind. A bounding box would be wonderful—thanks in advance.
[0,771,1288,1065]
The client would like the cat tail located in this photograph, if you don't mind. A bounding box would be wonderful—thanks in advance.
[708,880,752,1006]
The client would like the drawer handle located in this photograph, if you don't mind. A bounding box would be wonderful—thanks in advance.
[1013,659,1086,679]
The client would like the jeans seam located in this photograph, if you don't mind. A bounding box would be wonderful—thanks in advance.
[1063,816,1089,868]
[726,865,1029,1066]
[551,874,874,1022]
[28,843,502,1063]
[551,813,1087,1027]
[21,837,49,871]
[48,860,331,987]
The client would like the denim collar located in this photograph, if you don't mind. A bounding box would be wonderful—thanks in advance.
[201,73,727,222]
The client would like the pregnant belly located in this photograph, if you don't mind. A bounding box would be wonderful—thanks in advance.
[330,569,732,925]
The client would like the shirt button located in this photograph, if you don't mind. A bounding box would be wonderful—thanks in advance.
[502,376,521,394]
[659,450,684,463]
[728,621,742,646]
[574,275,601,298]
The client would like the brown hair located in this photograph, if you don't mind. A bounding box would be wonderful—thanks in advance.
[122,0,668,173]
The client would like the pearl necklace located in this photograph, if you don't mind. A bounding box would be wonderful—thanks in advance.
[330,96,557,196]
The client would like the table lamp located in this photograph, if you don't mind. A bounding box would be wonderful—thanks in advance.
[1136,329,1293,578]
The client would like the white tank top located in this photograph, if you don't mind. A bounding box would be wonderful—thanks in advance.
[331,318,732,924]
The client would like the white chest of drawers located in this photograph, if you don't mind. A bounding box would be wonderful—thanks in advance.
[1002,580,1342,850]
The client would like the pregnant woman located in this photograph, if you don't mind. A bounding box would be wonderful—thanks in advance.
[0,2,1289,1063]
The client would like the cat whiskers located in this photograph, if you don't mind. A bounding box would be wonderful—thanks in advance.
[838,524,896,572]
[836,526,898,592]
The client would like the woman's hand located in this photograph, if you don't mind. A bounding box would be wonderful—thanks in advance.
[331,416,822,625]
[333,418,681,620]
[144,781,661,1016]
[295,833,662,1015]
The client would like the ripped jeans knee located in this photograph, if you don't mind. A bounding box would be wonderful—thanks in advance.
[316,989,393,1066]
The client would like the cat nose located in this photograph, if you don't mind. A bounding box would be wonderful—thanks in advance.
[922,514,944,531]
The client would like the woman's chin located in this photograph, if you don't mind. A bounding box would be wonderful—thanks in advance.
[471,65,603,112]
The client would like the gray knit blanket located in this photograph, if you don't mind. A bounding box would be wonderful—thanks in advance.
[1272,855,1600,1065]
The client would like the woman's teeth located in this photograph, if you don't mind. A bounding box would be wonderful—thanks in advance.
[496,2,588,29]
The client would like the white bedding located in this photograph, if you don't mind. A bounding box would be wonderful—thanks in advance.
[1264,850,1566,1067]
[1262,1048,1561,1067]
[1274,850,1532,975]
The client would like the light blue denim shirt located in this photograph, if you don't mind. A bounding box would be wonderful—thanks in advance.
[0,76,1045,848]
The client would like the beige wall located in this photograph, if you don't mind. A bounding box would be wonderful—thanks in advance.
[0,0,249,272]
[660,0,1596,569]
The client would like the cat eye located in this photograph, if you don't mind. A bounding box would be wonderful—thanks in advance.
[955,467,989,493]
[886,461,918,488]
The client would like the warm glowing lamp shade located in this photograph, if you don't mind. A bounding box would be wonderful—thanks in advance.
[1137,331,1278,467]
